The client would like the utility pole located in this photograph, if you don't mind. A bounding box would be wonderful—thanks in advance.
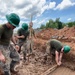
[30,14,33,22]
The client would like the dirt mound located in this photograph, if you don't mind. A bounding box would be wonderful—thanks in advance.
[58,26,75,38]
[37,26,75,40]
[37,28,58,40]
[34,38,47,53]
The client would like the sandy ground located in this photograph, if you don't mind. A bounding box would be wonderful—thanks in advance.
[50,66,75,75]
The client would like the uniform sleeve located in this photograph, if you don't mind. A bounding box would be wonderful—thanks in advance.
[33,29,35,35]
[0,26,4,39]
[17,29,21,36]
[26,31,30,38]
[28,31,30,36]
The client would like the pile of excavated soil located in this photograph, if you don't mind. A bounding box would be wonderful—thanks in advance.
[58,26,75,38]
[37,26,75,40]
[36,28,58,40]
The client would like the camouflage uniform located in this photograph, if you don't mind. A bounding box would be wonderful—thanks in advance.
[0,24,20,75]
[46,39,63,55]
[17,28,29,60]
[0,45,11,75]
[9,44,20,72]
[28,27,35,53]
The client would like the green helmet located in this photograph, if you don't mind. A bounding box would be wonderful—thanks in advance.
[64,45,71,53]
[22,23,28,31]
[6,13,20,27]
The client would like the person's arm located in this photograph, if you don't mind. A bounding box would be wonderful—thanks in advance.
[33,30,37,38]
[16,29,25,39]
[0,51,6,63]
[59,48,64,64]
[59,52,63,65]
[11,36,17,45]
[16,35,25,39]
[0,27,5,63]
[11,36,19,51]
[55,51,59,65]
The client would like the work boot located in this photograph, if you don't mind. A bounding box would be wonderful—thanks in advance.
[4,71,11,75]
[10,68,18,74]
[10,61,19,74]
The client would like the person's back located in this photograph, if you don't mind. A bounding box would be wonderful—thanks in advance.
[50,39,63,53]
[0,24,13,46]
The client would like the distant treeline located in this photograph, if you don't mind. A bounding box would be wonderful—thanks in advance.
[39,18,75,29]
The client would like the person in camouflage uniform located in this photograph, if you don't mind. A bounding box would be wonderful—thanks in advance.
[16,23,29,61]
[28,22,36,54]
[46,39,71,66]
[0,13,20,75]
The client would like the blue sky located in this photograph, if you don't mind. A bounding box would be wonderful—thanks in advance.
[0,0,75,30]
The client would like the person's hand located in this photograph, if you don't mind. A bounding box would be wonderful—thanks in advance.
[21,35,25,38]
[59,61,62,65]
[57,61,62,66]
[15,45,19,51]
[0,54,6,63]
[33,38,36,42]
[29,37,31,40]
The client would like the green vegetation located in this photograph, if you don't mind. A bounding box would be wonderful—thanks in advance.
[40,18,75,29]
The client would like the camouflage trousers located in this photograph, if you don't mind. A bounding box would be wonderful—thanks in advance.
[46,41,55,62]
[9,44,20,71]
[27,39,34,53]
[0,45,11,75]
[0,44,20,75]
[46,40,55,55]
[18,40,27,60]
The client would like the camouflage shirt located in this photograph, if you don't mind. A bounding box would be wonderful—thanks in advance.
[29,27,35,38]
[0,24,13,46]
[18,28,29,41]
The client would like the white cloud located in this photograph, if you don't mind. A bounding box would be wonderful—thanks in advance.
[38,18,48,24]
[48,2,56,9]
[0,0,56,28]
[0,0,56,18]
[55,0,75,10]
[0,19,7,24]
[67,18,72,21]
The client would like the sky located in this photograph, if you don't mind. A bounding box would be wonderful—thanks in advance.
[0,0,75,30]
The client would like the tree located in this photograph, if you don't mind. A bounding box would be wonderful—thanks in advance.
[40,24,46,29]
[55,18,63,29]
[46,19,57,29]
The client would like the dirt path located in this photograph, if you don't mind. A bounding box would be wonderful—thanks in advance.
[50,66,75,75]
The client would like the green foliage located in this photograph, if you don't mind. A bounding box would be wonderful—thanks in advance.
[67,21,75,27]
[39,18,75,29]
[45,19,57,29]
[40,24,46,29]
[55,18,63,29]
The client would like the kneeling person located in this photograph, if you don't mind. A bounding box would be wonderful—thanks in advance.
[46,39,71,66]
